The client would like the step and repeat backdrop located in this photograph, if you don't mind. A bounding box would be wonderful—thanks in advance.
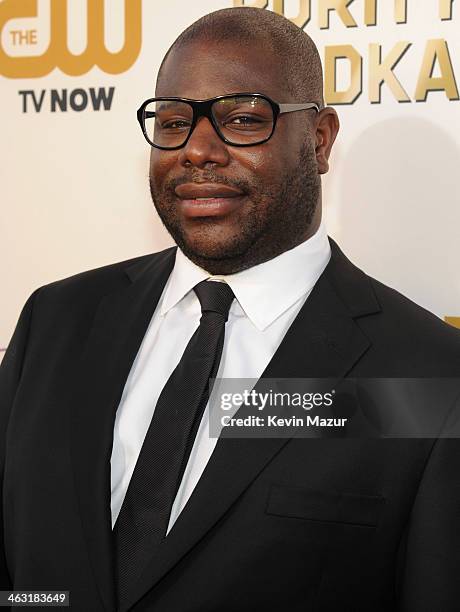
[1,0,459,361]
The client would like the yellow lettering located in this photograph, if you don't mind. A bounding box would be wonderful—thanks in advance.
[0,0,142,78]
[319,0,357,29]
[445,317,460,329]
[394,0,408,23]
[369,42,411,103]
[439,0,454,20]
[325,45,362,104]
[364,0,377,25]
[9,29,37,45]
[232,0,268,6]
[0,0,54,77]
[272,0,285,15]
[415,39,459,101]
[364,0,408,25]
[272,0,311,27]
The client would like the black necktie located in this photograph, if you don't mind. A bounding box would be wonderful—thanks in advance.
[113,279,235,608]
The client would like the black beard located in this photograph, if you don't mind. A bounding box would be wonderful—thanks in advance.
[149,139,321,275]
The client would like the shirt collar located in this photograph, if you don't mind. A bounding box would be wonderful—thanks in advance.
[160,219,331,331]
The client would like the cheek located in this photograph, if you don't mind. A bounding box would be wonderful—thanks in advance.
[149,151,177,186]
[232,147,281,182]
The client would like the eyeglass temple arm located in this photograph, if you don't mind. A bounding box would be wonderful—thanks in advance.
[278,103,319,114]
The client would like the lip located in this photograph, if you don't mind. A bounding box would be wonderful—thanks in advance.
[174,183,245,218]
[175,183,244,199]
[178,196,246,218]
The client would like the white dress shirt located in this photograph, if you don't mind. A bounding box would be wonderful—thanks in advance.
[110,220,331,533]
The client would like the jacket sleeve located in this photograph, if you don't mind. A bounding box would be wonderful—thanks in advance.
[398,435,460,611]
[0,289,41,588]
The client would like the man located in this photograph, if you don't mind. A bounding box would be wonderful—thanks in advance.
[1,6,460,612]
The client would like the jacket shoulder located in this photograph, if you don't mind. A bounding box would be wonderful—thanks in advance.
[369,276,460,341]
[36,246,176,303]
[327,239,460,374]
[360,275,460,374]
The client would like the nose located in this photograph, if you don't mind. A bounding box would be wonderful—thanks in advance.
[178,116,230,168]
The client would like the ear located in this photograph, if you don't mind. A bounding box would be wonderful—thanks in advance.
[314,107,340,174]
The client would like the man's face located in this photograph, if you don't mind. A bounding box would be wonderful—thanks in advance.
[149,40,322,274]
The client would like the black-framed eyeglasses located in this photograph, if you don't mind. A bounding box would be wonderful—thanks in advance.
[137,93,320,150]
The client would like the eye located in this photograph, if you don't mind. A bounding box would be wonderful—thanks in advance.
[222,114,270,132]
[227,115,262,126]
[160,118,191,129]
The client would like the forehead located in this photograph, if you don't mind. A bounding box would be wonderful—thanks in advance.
[155,39,287,100]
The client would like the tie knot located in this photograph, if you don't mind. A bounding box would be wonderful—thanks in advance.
[194,280,235,322]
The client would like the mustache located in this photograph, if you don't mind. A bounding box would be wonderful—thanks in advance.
[164,172,251,194]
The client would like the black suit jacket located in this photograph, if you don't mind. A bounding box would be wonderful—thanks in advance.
[1,239,460,612]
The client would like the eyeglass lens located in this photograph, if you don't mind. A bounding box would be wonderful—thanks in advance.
[144,96,274,148]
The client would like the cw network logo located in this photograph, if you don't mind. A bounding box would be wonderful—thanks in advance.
[0,0,142,78]
[1,0,143,113]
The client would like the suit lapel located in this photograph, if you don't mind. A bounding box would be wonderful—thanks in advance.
[69,248,176,612]
[121,239,381,611]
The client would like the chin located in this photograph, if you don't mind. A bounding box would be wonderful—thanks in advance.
[175,225,245,260]
[181,241,235,262]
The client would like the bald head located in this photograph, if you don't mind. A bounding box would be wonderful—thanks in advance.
[156,7,324,108]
